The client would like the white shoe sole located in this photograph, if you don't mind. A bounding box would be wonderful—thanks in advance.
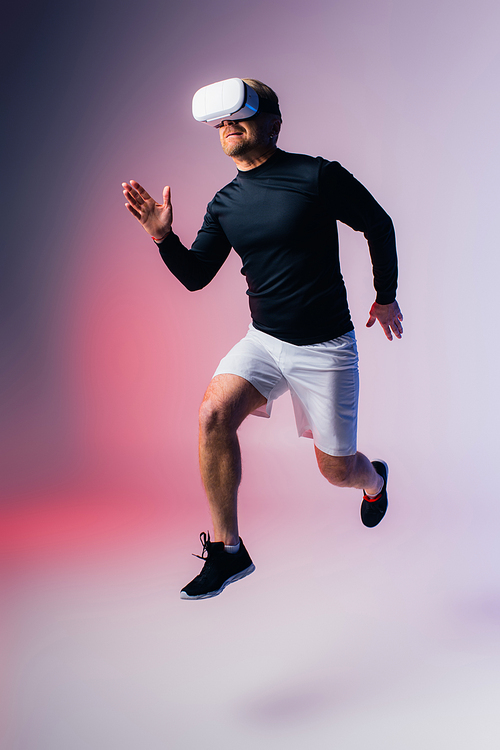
[180,563,255,600]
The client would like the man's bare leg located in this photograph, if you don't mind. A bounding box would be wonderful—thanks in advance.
[198,374,267,545]
[314,447,384,495]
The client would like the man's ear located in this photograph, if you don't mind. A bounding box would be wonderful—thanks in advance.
[271,118,282,139]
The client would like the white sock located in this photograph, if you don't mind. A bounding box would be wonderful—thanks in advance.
[224,541,241,554]
[365,477,384,499]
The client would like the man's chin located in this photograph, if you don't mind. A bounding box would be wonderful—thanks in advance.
[222,142,251,157]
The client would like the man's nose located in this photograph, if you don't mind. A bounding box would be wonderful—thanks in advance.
[219,119,238,128]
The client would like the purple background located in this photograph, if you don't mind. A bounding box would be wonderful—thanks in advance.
[2,0,500,747]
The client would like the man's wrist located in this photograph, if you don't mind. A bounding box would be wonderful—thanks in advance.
[375,294,396,306]
[151,229,171,243]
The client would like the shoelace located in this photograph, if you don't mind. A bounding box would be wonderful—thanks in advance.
[193,531,211,560]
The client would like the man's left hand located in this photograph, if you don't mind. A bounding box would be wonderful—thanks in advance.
[366,301,403,341]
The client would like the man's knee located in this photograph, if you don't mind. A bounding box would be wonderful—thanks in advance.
[199,392,233,436]
[315,449,356,487]
[198,375,264,436]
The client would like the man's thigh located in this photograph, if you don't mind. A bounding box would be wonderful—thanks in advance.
[283,332,359,456]
[212,327,289,419]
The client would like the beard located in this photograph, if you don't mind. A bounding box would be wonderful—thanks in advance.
[221,119,271,157]
[222,138,253,157]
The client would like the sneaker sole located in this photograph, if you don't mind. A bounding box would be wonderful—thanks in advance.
[179,563,255,600]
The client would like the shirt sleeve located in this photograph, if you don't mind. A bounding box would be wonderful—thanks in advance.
[320,161,398,304]
[156,203,232,291]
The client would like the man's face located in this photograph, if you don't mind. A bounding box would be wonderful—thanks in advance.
[217,114,275,158]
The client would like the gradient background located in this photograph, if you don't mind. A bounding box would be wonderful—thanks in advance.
[2,0,500,747]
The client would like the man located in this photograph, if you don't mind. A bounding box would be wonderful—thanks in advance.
[122,78,403,600]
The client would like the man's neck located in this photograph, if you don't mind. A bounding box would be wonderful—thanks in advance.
[231,145,277,171]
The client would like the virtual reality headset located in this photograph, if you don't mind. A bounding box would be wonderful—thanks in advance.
[192,78,281,126]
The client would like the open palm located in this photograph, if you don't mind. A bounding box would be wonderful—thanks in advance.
[123,180,172,240]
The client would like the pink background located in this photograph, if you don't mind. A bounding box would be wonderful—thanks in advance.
[2,0,500,747]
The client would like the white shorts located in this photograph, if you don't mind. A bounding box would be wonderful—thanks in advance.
[213,325,359,456]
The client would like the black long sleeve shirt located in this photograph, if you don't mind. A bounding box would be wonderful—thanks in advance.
[157,148,398,345]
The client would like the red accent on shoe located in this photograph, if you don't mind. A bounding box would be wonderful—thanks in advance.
[363,492,382,503]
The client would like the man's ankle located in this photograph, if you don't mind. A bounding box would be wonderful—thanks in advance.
[364,475,384,498]
[224,540,241,554]
[214,532,240,547]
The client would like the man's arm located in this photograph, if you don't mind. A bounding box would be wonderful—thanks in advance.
[122,180,231,291]
[321,162,403,341]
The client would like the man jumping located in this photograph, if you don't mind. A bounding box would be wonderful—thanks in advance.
[122,78,403,599]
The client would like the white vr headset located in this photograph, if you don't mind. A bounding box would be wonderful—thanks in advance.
[192,78,281,127]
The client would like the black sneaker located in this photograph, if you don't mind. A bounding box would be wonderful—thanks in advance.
[180,532,255,600]
[361,460,389,528]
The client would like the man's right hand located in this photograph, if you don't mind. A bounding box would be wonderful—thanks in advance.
[122,181,172,241]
